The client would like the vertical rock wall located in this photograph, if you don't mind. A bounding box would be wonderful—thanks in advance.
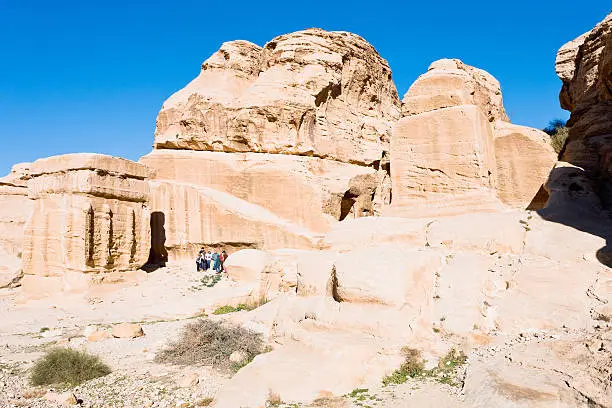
[20,154,151,282]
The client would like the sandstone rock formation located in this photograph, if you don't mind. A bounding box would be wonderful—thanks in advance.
[154,29,400,165]
[0,163,33,257]
[556,12,612,197]
[20,154,151,293]
[140,29,402,260]
[390,59,556,216]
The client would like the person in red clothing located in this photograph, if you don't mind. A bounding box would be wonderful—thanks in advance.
[220,250,228,272]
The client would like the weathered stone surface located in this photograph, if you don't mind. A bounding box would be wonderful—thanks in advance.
[322,216,427,251]
[112,322,144,338]
[464,331,611,408]
[141,149,379,235]
[21,154,151,281]
[0,164,34,258]
[392,59,554,213]
[334,246,443,308]
[427,212,526,254]
[44,391,78,406]
[403,58,508,121]
[154,29,401,166]
[556,12,612,180]
[147,180,317,262]
[493,121,557,208]
[389,105,500,216]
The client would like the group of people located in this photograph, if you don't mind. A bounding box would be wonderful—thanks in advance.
[196,248,227,273]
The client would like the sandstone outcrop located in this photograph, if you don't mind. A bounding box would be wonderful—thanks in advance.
[140,29,401,259]
[390,59,556,215]
[556,12,612,194]
[0,163,33,257]
[154,29,400,165]
[402,58,508,121]
[20,154,152,292]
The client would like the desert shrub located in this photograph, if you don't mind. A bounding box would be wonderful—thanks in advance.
[196,397,214,406]
[382,347,467,387]
[266,390,282,407]
[382,347,425,385]
[200,274,222,288]
[212,304,250,315]
[550,126,569,154]
[437,348,467,373]
[155,319,264,372]
[543,119,569,154]
[30,348,111,386]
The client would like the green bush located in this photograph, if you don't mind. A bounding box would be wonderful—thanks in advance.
[550,126,569,154]
[212,304,250,315]
[543,119,569,154]
[382,347,425,385]
[382,347,468,387]
[155,319,264,372]
[30,348,111,386]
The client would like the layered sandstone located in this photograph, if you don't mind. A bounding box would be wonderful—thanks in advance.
[154,29,401,165]
[402,58,508,122]
[556,12,612,186]
[0,163,33,257]
[21,154,151,285]
[390,59,556,215]
[140,150,380,236]
[141,29,400,258]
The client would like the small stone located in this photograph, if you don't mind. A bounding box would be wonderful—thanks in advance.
[87,329,112,342]
[177,372,199,388]
[229,350,249,365]
[44,391,78,405]
[112,323,144,338]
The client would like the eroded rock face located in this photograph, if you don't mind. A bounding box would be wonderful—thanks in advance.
[556,12,612,187]
[0,163,33,257]
[140,149,379,237]
[493,121,557,208]
[390,104,501,216]
[21,154,151,282]
[390,59,556,215]
[154,28,401,166]
[402,58,508,122]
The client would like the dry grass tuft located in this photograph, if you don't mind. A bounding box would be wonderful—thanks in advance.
[30,348,111,386]
[155,318,264,372]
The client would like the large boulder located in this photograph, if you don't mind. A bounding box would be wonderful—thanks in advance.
[390,59,556,215]
[389,105,500,217]
[154,29,401,166]
[493,121,557,208]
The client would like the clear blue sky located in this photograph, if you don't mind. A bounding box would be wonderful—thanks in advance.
[0,1,609,176]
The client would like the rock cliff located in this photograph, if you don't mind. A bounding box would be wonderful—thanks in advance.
[20,154,152,296]
[556,12,612,189]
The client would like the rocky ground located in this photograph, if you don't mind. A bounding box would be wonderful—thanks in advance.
[1,258,609,408]
[0,264,465,408]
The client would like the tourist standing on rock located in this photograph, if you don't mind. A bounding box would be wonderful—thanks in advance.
[205,250,212,271]
[212,251,221,273]
[196,248,205,271]
[220,250,228,272]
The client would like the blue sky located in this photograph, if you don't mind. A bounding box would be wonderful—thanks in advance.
[0,1,609,176]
